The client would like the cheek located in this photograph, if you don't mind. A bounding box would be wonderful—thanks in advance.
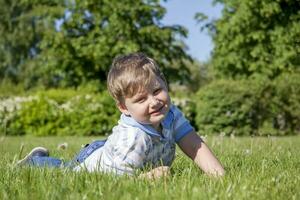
[129,103,148,115]
[159,91,170,103]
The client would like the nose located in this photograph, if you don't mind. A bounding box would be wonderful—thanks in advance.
[149,96,159,107]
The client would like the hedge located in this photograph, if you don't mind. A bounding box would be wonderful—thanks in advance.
[0,90,119,136]
[194,73,300,136]
[1,73,300,136]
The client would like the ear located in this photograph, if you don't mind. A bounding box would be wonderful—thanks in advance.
[117,102,130,116]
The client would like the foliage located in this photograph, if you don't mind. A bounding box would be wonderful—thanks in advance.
[1,90,119,136]
[170,59,211,92]
[207,0,300,79]
[2,74,300,137]
[1,87,199,136]
[194,73,300,136]
[170,91,198,130]
[0,0,64,83]
[0,79,27,98]
[7,0,192,88]
[195,78,258,136]
[271,73,300,133]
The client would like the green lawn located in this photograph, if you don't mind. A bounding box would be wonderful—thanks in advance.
[0,136,299,200]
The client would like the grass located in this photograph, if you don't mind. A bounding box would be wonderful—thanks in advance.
[0,135,299,200]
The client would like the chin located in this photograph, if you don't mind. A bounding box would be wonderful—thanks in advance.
[150,115,165,124]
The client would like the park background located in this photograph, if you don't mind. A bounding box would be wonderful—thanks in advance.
[0,0,299,199]
[1,0,299,137]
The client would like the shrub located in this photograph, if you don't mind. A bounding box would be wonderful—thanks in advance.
[2,90,120,136]
[7,96,60,136]
[194,74,300,136]
[171,96,198,130]
[0,79,26,98]
[56,91,120,136]
[195,79,259,136]
[270,73,300,134]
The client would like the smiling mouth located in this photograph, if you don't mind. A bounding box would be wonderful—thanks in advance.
[150,105,164,115]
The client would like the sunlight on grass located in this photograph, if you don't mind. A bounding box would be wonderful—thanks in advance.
[0,136,299,199]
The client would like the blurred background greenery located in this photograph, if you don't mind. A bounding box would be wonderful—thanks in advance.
[0,0,299,137]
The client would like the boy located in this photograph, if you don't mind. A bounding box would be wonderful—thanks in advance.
[17,53,225,178]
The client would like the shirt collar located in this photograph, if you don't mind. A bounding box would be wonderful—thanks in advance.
[120,105,175,138]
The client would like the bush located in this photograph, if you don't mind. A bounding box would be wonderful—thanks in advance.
[1,90,120,136]
[194,74,300,136]
[0,79,26,98]
[171,94,198,130]
[271,73,300,134]
[195,79,259,136]
[2,74,299,137]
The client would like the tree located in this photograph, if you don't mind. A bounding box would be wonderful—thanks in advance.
[0,0,64,83]
[32,0,192,87]
[202,0,300,79]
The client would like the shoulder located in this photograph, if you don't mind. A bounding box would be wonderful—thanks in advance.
[161,104,186,129]
[169,104,186,123]
[168,104,194,142]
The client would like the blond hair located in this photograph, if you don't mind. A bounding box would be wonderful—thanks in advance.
[107,53,167,104]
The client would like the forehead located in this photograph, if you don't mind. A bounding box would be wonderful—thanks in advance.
[143,76,164,89]
[132,77,165,96]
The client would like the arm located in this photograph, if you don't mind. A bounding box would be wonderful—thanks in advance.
[178,131,225,176]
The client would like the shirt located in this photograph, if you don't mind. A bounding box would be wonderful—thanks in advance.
[73,104,194,175]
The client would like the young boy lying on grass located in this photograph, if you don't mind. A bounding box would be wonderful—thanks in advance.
[17,53,225,179]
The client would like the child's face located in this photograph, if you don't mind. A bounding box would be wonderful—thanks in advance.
[118,76,170,130]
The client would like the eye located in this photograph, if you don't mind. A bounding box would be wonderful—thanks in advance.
[153,88,162,95]
[135,97,146,103]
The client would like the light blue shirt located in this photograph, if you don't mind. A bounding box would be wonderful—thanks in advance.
[74,104,194,175]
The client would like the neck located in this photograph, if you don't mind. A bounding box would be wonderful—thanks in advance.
[153,123,162,133]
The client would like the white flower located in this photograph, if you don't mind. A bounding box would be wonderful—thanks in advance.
[230,133,235,139]
[0,96,38,124]
[244,149,251,155]
[85,94,92,100]
[219,132,226,137]
[60,101,72,111]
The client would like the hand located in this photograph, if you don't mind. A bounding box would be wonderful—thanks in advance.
[138,166,170,180]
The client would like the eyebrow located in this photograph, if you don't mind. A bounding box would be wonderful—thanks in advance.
[132,92,147,100]
[154,84,162,89]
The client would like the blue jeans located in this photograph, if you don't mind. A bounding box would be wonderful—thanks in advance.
[28,140,106,168]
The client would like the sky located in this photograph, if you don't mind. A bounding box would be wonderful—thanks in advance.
[161,0,223,62]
